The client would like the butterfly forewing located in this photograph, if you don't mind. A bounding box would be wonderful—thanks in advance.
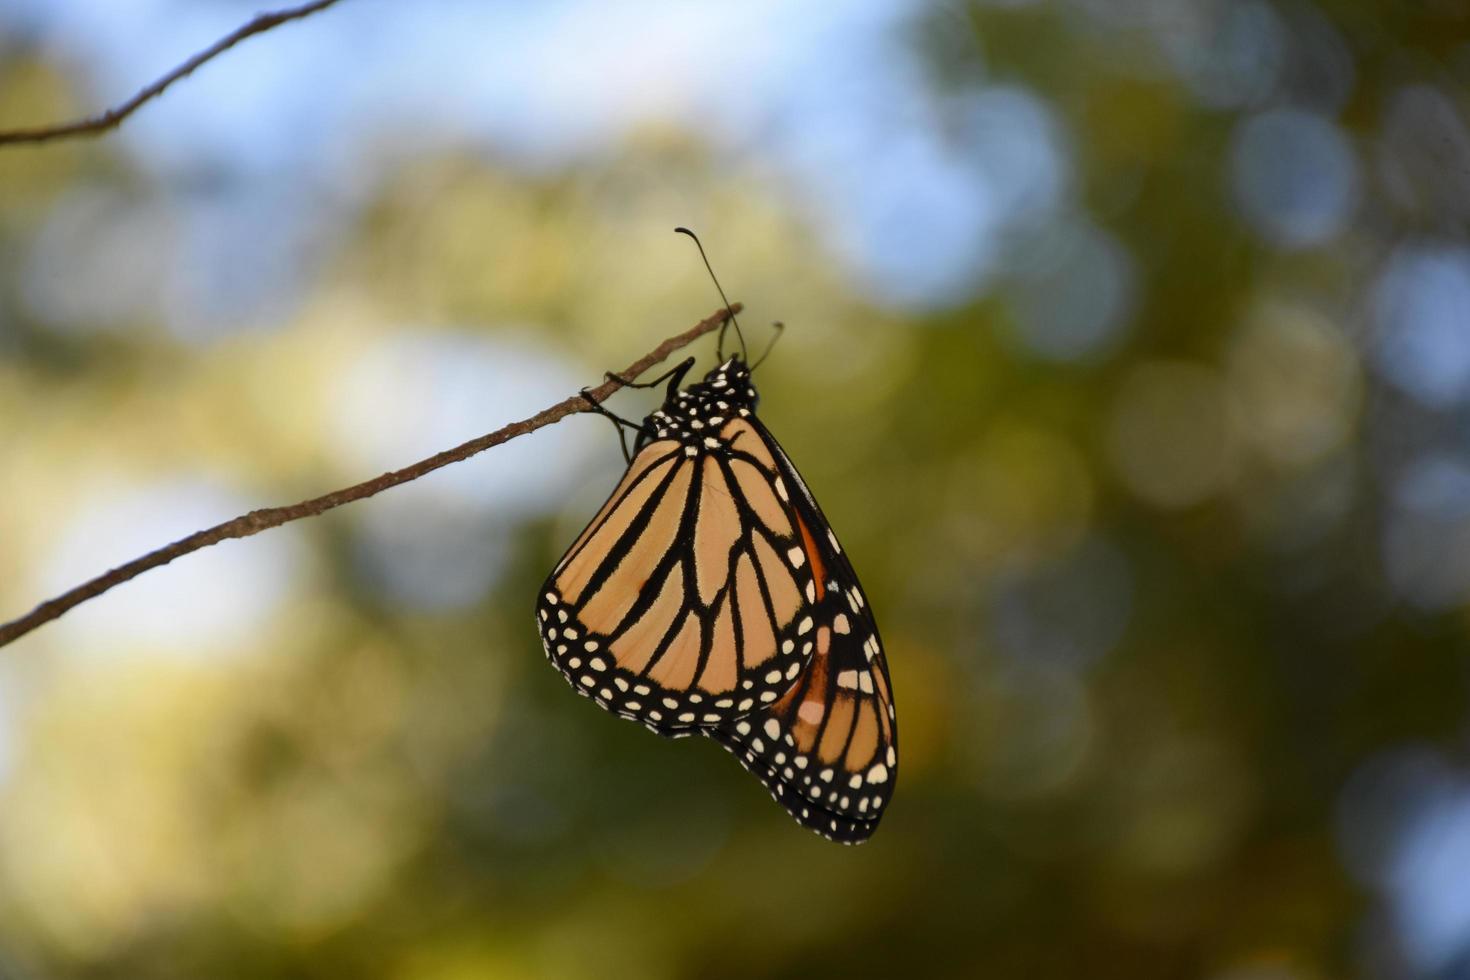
[538,416,822,734]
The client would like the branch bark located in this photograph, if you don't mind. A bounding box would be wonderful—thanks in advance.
[0,0,346,148]
[0,304,739,649]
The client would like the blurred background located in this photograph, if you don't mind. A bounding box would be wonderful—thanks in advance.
[1,0,1468,976]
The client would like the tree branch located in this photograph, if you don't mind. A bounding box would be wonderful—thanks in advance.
[0,304,739,649]
[0,0,346,148]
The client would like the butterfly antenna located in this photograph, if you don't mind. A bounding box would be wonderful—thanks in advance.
[674,227,747,362]
[752,321,785,370]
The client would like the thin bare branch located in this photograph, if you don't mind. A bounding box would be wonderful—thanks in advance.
[0,304,739,648]
[0,0,346,147]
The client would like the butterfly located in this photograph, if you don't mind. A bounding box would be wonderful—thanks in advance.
[536,341,897,843]
[536,234,895,843]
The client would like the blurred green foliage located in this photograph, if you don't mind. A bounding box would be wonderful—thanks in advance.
[2,1,1470,977]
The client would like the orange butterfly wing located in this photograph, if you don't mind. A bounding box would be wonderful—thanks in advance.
[538,421,822,733]
[708,418,897,843]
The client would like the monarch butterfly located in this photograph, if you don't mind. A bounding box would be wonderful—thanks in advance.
[536,235,896,843]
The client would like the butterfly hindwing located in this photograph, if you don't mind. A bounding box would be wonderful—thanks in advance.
[708,416,897,843]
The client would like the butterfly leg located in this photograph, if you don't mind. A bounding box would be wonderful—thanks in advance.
[603,356,695,394]
[579,389,645,464]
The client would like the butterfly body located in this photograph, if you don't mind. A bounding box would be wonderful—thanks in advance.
[537,354,896,843]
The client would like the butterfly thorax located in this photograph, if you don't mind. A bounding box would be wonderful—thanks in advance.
[638,357,760,453]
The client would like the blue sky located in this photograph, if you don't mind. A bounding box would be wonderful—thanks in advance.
[7,0,1063,314]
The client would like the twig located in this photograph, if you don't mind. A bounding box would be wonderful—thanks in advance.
[0,305,739,648]
[0,0,346,147]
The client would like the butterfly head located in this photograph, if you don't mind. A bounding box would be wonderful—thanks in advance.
[705,355,752,389]
[689,355,758,409]
[640,356,760,449]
